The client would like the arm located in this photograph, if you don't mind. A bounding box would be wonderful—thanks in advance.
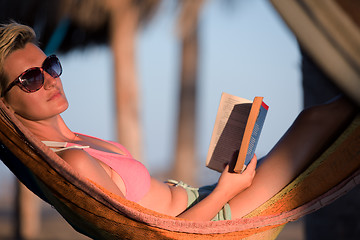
[177,156,257,221]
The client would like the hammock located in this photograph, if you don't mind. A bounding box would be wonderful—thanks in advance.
[270,0,360,105]
[0,99,359,240]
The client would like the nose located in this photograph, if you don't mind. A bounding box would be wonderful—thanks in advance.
[43,70,57,90]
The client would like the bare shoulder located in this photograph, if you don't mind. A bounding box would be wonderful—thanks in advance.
[56,148,125,197]
[57,148,87,158]
[57,148,94,169]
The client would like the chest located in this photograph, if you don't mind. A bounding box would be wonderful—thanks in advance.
[86,149,151,202]
[98,161,127,196]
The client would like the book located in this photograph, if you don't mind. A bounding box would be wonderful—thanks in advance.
[205,93,268,173]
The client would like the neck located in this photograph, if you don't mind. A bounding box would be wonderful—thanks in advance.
[16,114,76,142]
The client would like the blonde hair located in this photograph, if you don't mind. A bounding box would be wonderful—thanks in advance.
[0,22,38,92]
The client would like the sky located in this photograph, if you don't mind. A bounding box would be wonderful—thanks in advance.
[0,0,302,185]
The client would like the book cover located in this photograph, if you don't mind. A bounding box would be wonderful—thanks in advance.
[235,99,268,172]
[205,93,268,173]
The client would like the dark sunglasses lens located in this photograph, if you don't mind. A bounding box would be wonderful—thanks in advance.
[43,55,62,78]
[20,69,44,92]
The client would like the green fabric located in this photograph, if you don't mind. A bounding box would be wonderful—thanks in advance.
[166,180,232,221]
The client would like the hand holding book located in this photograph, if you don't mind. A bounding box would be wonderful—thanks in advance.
[216,154,257,200]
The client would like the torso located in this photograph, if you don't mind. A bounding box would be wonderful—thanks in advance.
[49,133,189,216]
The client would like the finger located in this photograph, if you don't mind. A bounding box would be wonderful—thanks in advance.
[247,155,257,170]
[223,164,229,172]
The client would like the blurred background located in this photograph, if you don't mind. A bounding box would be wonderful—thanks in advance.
[1,0,358,239]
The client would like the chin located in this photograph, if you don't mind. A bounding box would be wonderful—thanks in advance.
[57,101,69,114]
[48,98,69,117]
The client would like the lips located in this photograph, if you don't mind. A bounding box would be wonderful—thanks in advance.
[47,90,62,101]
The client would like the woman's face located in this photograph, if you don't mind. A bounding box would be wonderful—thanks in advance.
[2,43,68,121]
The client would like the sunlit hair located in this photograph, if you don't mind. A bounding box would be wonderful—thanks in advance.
[0,21,38,93]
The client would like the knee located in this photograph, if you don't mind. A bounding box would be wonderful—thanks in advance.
[297,105,324,125]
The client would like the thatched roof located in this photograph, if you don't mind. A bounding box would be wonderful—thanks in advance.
[0,0,160,53]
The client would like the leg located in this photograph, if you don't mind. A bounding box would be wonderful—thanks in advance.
[229,95,358,219]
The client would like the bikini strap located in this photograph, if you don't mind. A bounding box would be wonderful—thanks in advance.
[42,141,90,153]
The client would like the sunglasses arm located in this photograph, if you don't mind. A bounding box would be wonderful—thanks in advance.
[1,80,19,97]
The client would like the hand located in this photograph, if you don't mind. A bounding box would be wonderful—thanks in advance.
[215,155,257,200]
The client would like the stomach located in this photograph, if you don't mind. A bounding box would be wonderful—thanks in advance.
[137,177,189,217]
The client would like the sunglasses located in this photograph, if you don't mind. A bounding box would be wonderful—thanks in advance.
[1,55,62,97]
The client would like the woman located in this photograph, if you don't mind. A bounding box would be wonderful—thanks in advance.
[0,22,357,221]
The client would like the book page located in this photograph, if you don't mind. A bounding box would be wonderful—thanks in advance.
[206,93,252,172]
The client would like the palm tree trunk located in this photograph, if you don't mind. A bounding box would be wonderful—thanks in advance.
[15,181,40,240]
[108,1,143,161]
[172,4,201,185]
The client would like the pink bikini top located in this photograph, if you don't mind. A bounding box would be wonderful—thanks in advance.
[43,134,151,202]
